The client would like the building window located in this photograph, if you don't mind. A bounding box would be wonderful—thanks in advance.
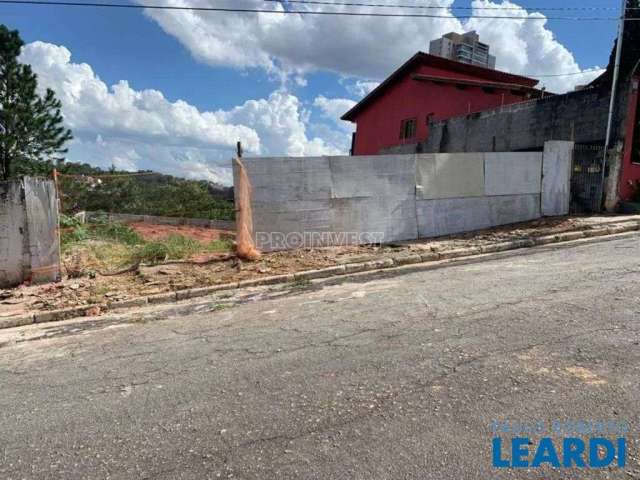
[399,118,417,140]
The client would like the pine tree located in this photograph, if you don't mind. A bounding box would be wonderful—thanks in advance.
[0,25,72,180]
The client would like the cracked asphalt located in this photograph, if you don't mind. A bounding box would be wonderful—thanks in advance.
[1,235,640,479]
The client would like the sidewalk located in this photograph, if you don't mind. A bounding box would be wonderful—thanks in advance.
[1,214,639,326]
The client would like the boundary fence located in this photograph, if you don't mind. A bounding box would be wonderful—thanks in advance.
[236,141,573,251]
[83,212,235,231]
[0,177,60,288]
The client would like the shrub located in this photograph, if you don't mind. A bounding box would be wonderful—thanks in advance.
[132,235,204,264]
[59,213,82,229]
[59,214,89,249]
[134,242,170,264]
[206,238,234,252]
[91,222,144,245]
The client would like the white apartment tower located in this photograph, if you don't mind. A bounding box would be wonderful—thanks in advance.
[429,31,497,69]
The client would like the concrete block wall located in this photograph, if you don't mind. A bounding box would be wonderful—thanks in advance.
[416,194,540,238]
[0,181,27,287]
[415,152,543,238]
[236,142,573,251]
[239,155,418,250]
[84,212,235,231]
[0,177,61,288]
[420,88,612,154]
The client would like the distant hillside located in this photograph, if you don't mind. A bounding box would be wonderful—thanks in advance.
[57,162,235,221]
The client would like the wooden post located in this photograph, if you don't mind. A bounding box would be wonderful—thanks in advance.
[234,141,242,212]
[234,140,242,236]
[233,141,260,260]
[52,168,62,209]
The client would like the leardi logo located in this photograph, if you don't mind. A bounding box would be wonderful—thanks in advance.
[491,420,628,469]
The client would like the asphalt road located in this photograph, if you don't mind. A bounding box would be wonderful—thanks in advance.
[1,235,640,479]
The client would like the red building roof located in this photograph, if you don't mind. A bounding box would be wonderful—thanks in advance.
[341,52,540,122]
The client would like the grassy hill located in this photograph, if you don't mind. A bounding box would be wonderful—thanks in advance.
[57,162,234,221]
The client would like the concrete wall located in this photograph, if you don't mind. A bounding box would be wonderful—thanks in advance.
[415,152,543,237]
[0,177,60,288]
[84,212,235,231]
[378,87,619,156]
[542,142,573,216]
[349,60,537,156]
[424,88,613,154]
[379,82,637,210]
[237,155,417,251]
[0,181,27,287]
[236,142,573,251]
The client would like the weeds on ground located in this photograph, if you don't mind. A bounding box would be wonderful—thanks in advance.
[133,235,234,263]
[132,235,199,263]
[60,214,143,250]
[60,215,89,249]
[93,222,144,245]
[60,215,234,273]
[207,239,234,252]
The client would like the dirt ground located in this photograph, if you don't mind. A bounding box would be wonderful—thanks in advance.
[129,222,233,243]
[1,214,638,318]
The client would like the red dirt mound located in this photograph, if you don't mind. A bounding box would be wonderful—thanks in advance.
[129,222,234,244]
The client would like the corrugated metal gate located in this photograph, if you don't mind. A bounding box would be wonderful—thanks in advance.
[570,144,605,213]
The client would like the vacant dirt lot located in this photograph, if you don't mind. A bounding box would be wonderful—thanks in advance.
[129,222,233,243]
[1,214,638,319]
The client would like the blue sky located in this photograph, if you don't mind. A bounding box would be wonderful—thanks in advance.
[4,0,620,183]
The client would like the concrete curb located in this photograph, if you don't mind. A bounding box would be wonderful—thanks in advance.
[2,220,639,331]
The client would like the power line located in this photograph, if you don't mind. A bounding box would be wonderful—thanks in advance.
[58,171,163,178]
[0,0,625,20]
[528,69,605,77]
[1,0,615,78]
[267,0,635,12]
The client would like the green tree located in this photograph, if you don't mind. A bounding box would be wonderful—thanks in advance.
[0,25,72,180]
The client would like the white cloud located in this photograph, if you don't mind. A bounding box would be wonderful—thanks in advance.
[221,90,345,156]
[21,41,260,153]
[18,0,609,185]
[141,0,604,93]
[344,80,380,98]
[313,96,356,131]
[465,0,604,92]
[141,0,462,80]
[20,41,347,184]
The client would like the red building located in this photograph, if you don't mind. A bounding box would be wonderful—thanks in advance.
[342,52,545,156]
[619,76,640,202]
